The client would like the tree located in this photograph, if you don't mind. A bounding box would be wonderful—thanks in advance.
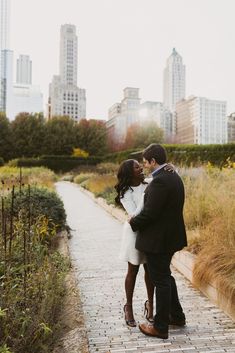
[0,113,12,161]
[124,122,164,150]
[75,119,108,156]
[43,116,77,155]
[11,113,45,158]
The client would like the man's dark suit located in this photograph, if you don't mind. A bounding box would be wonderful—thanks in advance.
[130,167,187,333]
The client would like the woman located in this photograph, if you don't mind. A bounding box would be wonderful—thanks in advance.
[115,159,154,327]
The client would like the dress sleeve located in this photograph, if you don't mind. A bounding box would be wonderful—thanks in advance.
[120,190,137,216]
[132,193,144,216]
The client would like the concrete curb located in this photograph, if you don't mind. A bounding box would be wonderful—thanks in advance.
[77,183,235,322]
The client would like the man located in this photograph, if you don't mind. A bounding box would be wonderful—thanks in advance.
[129,143,187,339]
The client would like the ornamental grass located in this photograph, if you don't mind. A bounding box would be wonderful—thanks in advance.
[181,164,235,304]
[0,166,57,189]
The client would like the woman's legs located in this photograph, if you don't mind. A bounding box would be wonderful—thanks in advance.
[143,263,154,320]
[124,262,139,321]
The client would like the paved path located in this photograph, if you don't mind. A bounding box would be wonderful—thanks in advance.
[56,182,235,353]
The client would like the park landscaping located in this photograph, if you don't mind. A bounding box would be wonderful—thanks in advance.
[0,167,69,353]
[0,140,234,351]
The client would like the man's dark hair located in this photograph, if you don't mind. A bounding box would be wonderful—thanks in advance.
[143,143,167,164]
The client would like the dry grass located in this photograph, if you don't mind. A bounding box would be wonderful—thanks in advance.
[74,172,96,185]
[0,166,57,189]
[181,165,235,303]
[96,162,119,174]
[83,174,117,196]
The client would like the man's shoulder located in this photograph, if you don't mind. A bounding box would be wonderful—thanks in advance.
[153,169,182,184]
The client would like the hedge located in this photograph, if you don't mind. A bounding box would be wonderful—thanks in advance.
[104,144,235,167]
[8,155,102,172]
[4,186,67,232]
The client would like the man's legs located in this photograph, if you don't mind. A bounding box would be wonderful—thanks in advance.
[145,252,185,333]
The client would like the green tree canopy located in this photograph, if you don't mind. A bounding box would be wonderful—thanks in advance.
[0,112,12,161]
[11,113,45,158]
[75,119,108,156]
[43,116,77,155]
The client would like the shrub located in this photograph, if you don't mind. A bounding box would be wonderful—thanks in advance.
[60,174,74,182]
[0,214,69,353]
[8,156,102,173]
[96,186,116,205]
[74,172,95,184]
[72,148,89,158]
[96,162,119,174]
[104,144,235,167]
[4,186,67,233]
[0,158,4,166]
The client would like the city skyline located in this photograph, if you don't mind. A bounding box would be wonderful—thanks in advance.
[10,0,235,119]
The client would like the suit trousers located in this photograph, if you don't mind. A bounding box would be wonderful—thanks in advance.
[145,252,185,332]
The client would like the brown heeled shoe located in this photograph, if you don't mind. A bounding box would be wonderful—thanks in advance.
[123,304,136,327]
[144,300,154,323]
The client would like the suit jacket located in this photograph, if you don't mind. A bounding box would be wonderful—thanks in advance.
[130,168,187,254]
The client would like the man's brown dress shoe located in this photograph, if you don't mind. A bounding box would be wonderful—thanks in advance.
[139,323,168,339]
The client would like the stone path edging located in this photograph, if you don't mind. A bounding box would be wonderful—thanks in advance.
[78,184,235,323]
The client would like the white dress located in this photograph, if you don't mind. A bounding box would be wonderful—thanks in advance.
[119,182,149,265]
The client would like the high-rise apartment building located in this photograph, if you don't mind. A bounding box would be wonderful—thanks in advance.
[227,113,235,143]
[106,87,140,143]
[176,96,227,144]
[16,54,32,84]
[0,0,42,119]
[0,0,10,51]
[48,24,86,121]
[139,101,172,137]
[107,89,174,144]
[163,48,185,113]
[0,49,13,113]
[0,0,11,112]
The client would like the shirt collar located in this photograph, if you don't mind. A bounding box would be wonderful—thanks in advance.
[151,163,167,177]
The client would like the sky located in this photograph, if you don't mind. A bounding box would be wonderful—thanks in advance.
[10,0,235,119]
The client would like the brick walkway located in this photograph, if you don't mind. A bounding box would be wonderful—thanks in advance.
[56,182,235,353]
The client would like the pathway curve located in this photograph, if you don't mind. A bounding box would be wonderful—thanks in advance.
[56,182,235,353]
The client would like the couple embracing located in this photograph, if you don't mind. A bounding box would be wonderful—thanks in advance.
[115,143,187,339]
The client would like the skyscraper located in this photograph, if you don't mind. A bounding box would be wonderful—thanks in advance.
[106,87,140,143]
[0,49,13,112]
[60,24,78,86]
[0,0,43,119]
[48,24,86,121]
[0,0,11,112]
[16,54,32,84]
[163,48,185,113]
[175,96,227,144]
[0,0,10,51]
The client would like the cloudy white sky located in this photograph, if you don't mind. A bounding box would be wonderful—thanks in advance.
[10,0,235,119]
